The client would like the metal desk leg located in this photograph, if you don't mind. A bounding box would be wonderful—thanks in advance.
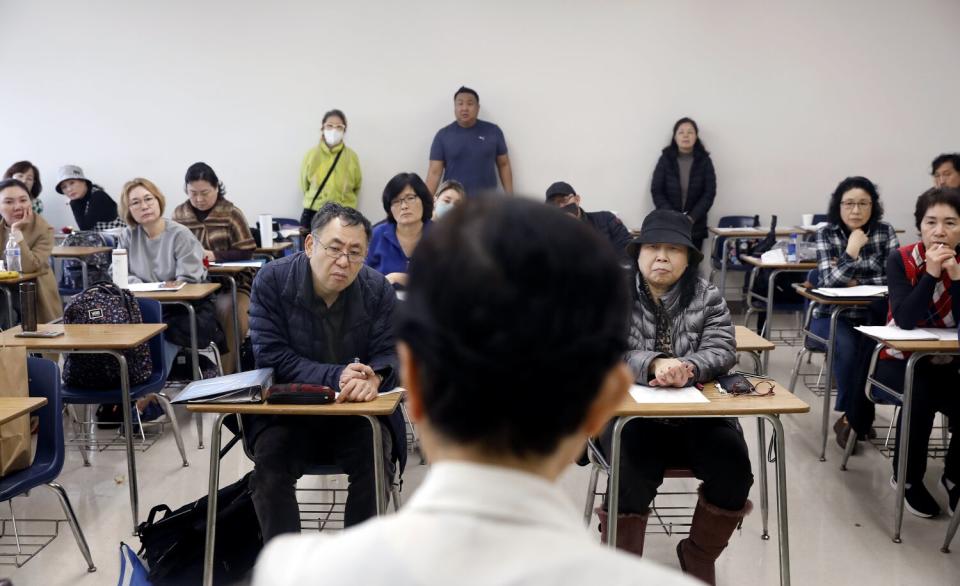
[176,300,204,449]
[760,414,791,586]
[942,504,960,553]
[363,415,387,515]
[606,416,636,548]
[80,260,89,290]
[757,418,770,540]
[227,276,241,374]
[105,350,139,535]
[202,413,228,586]
[762,269,778,339]
[893,352,923,543]
[819,307,840,461]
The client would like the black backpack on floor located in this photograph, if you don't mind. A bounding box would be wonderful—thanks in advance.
[137,472,262,585]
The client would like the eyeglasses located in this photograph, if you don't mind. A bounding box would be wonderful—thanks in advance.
[317,242,364,264]
[728,380,776,397]
[322,124,346,132]
[840,201,872,210]
[128,195,158,209]
[390,195,420,209]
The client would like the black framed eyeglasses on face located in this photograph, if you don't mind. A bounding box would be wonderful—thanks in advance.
[318,242,364,264]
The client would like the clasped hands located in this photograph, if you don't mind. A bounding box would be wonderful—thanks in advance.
[648,357,695,387]
[337,362,381,403]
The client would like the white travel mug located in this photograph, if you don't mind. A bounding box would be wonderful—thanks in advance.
[259,214,274,248]
[112,248,129,289]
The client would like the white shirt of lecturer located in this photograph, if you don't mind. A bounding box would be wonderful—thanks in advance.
[253,461,695,586]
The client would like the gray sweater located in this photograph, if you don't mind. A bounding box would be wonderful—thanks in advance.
[117,220,207,284]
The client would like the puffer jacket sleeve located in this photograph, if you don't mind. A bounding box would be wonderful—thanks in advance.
[682,282,736,382]
[249,261,345,388]
[623,303,665,384]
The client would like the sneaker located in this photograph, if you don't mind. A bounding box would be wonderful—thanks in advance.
[942,476,959,516]
[891,476,941,518]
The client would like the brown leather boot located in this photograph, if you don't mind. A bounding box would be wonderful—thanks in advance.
[677,490,753,585]
[596,506,649,556]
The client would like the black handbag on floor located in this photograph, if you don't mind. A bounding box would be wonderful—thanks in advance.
[137,472,262,585]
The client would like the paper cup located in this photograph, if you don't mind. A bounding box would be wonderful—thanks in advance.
[801,213,814,226]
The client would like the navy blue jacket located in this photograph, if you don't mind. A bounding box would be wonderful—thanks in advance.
[650,147,717,239]
[581,210,632,257]
[246,252,406,471]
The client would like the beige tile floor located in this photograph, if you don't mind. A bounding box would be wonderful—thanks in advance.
[4,329,960,585]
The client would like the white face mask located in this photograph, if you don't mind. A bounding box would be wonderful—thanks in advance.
[434,200,455,218]
[323,129,344,146]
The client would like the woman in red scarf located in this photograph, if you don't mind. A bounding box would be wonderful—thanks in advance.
[848,187,960,519]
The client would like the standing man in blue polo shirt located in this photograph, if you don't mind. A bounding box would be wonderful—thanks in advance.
[426,86,513,197]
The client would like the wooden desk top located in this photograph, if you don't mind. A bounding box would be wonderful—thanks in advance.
[51,246,111,257]
[207,265,252,275]
[0,272,41,285]
[614,380,809,417]
[708,227,810,237]
[132,282,220,301]
[0,323,166,350]
[185,391,403,416]
[741,256,817,270]
[0,397,47,425]
[793,285,885,306]
[860,336,960,354]
[255,242,292,255]
[735,326,775,352]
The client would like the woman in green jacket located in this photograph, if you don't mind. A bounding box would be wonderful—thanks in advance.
[299,109,362,229]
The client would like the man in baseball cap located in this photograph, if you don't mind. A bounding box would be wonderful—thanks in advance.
[545,181,631,257]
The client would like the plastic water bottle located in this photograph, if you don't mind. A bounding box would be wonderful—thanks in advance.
[786,233,798,263]
[4,233,20,273]
[112,248,129,288]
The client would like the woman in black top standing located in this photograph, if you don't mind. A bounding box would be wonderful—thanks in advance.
[650,117,717,251]
[56,164,125,231]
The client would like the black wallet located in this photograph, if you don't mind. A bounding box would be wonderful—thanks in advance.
[716,373,755,395]
[264,384,336,405]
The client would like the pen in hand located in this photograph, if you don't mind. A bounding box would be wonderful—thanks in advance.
[353,357,366,378]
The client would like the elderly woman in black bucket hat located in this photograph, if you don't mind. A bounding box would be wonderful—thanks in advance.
[596,209,752,585]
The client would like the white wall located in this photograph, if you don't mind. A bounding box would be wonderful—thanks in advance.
[2,0,959,238]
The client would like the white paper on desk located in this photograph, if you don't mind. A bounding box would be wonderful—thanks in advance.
[760,249,786,264]
[854,326,938,340]
[813,285,888,298]
[629,385,709,404]
[333,387,407,400]
[127,281,186,292]
[919,328,959,341]
[210,260,266,268]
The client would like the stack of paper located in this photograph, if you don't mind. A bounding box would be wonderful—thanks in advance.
[813,285,888,298]
[210,260,266,268]
[854,326,940,341]
[629,385,710,404]
[127,282,186,292]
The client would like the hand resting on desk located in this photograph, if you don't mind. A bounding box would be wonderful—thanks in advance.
[648,357,695,387]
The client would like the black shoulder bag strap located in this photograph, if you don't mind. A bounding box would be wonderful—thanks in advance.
[306,148,345,211]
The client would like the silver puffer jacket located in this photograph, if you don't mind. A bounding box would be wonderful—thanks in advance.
[626,273,736,383]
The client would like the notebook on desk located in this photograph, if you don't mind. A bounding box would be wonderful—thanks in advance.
[172,368,274,404]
